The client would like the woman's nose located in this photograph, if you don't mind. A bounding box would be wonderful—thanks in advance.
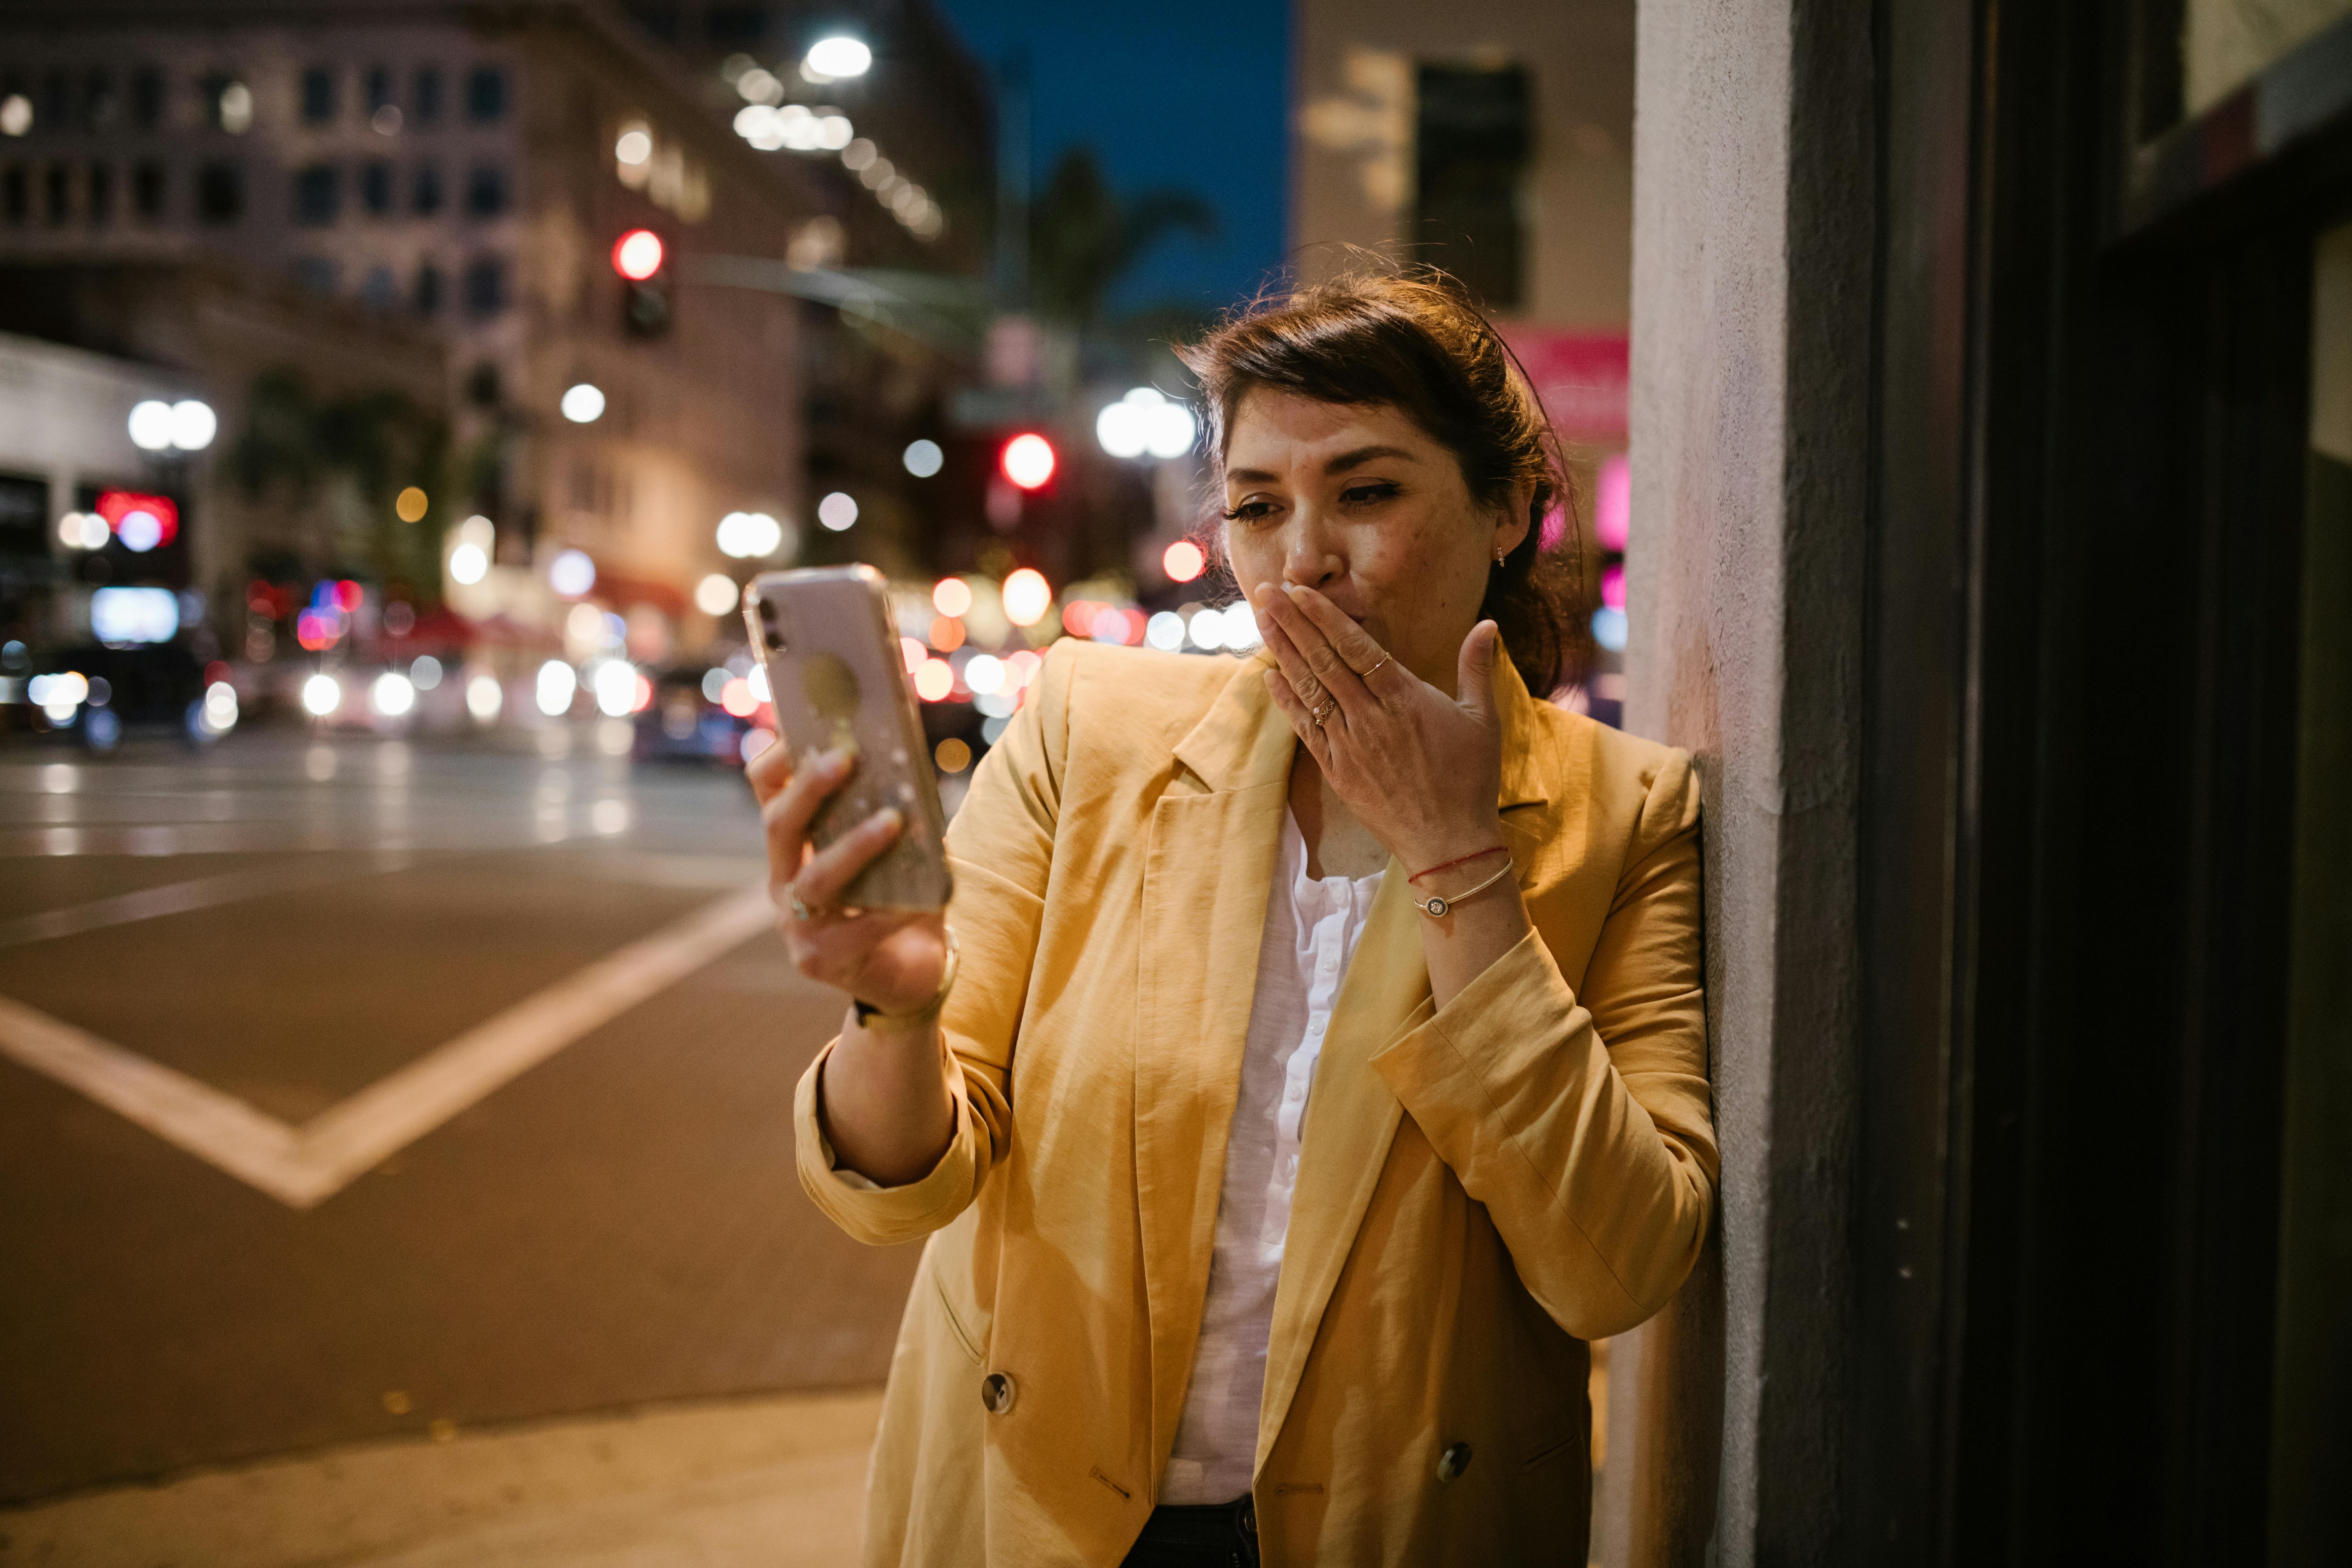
[1281,518,1343,589]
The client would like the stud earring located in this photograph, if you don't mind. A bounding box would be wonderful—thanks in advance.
[1493,546,1506,567]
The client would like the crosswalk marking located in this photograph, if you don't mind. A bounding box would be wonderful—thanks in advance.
[0,885,776,1209]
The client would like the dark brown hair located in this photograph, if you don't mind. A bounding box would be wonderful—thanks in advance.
[1175,267,1592,695]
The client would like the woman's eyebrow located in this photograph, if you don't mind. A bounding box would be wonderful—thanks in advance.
[1324,444,1418,474]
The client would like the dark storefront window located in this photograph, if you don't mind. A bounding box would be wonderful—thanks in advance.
[462,253,506,316]
[464,164,506,218]
[86,162,111,226]
[292,164,338,225]
[360,160,391,215]
[361,264,397,310]
[43,164,68,225]
[413,162,442,215]
[0,474,47,562]
[41,70,70,131]
[465,66,506,122]
[415,260,443,314]
[301,67,337,125]
[196,161,242,223]
[3,166,26,225]
[130,67,162,130]
[366,66,394,116]
[1413,64,1530,310]
[132,160,164,220]
[413,67,443,124]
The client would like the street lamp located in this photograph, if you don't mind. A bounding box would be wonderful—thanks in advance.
[803,37,873,81]
[129,398,217,453]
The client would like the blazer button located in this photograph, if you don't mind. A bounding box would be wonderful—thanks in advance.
[980,1372,1017,1414]
[1436,1441,1473,1482]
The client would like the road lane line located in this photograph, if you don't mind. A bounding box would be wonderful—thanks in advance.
[0,994,317,1206]
[0,852,420,951]
[0,885,779,1210]
[296,885,776,1194]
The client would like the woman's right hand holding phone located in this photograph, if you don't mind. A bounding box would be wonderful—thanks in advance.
[747,737,956,1185]
[747,738,948,1008]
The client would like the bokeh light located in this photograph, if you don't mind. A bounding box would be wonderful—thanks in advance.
[1163,540,1206,583]
[932,578,973,617]
[934,737,971,773]
[695,574,740,615]
[902,439,944,477]
[1001,568,1051,626]
[301,673,342,717]
[1001,433,1055,490]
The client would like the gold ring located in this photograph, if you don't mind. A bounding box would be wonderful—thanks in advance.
[1310,697,1339,727]
[1361,654,1391,679]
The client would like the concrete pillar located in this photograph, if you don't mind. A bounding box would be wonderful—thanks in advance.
[1601,1,1874,1563]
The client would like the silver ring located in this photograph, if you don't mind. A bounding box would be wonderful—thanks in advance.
[788,885,819,922]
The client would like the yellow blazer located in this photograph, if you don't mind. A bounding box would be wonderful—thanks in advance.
[794,638,1716,1567]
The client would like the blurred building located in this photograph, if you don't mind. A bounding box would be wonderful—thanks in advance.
[605,0,997,587]
[0,0,836,656]
[1290,0,1633,715]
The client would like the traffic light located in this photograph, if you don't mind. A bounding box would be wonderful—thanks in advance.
[612,228,671,337]
[1000,432,1056,490]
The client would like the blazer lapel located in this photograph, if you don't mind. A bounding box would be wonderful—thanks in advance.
[1254,654,1557,1465]
[1137,654,1295,1472]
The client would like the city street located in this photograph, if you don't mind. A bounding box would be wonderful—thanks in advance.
[0,724,919,1514]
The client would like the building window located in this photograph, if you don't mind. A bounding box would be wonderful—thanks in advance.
[413,161,442,214]
[462,253,506,316]
[130,67,162,130]
[83,70,117,131]
[133,160,164,219]
[366,66,394,116]
[465,66,505,122]
[361,160,392,215]
[413,66,443,123]
[43,164,68,225]
[1412,64,1531,311]
[42,70,70,131]
[301,66,337,125]
[415,260,443,314]
[295,257,338,295]
[464,164,506,218]
[466,360,501,407]
[293,163,338,225]
[86,162,112,226]
[361,264,398,310]
[3,166,26,224]
[196,161,242,223]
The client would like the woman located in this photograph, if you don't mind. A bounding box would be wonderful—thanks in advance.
[749,272,1716,1568]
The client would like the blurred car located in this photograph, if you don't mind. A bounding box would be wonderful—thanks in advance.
[633,664,752,764]
[18,640,213,749]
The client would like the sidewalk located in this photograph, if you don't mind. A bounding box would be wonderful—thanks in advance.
[0,1387,880,1568]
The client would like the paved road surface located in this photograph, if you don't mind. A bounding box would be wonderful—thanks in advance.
[0,723,920,1507]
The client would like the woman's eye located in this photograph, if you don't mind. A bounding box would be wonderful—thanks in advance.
[1340,482,1400,507]
[1224,498,1279,523]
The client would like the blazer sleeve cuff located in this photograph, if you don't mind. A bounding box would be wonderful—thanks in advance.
[793,1040,982,1246]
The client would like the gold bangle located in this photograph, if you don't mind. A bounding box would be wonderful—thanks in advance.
[853,926,959,1029]
[1411,857,1515,919]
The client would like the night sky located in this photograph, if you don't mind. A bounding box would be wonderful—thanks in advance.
[929,0,1291,318]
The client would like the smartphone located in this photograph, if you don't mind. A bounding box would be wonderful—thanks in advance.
[743,566,953,912]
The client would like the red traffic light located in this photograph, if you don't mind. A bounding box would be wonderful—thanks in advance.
[1001,433,1056,490]
[612,229,664,281]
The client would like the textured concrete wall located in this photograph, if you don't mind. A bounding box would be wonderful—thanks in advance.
[1603,0,1873,1562]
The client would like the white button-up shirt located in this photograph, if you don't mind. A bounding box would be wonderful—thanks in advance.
[1159,813,1384,1505]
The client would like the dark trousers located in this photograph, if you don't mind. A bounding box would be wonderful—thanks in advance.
[1118,1496,1259,1568]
